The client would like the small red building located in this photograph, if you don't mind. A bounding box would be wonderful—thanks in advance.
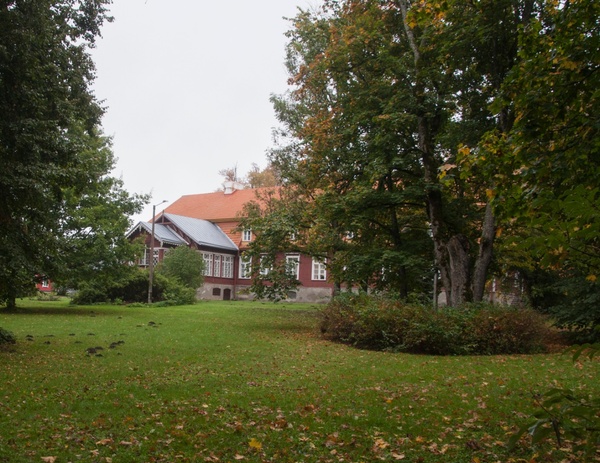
[127,185,334,302]
[35,278,54,293]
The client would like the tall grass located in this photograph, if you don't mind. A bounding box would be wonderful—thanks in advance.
[1,299,598,462]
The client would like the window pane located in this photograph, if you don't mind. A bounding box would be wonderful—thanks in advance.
[203,253,213,276]
[286,255,300,279]
[223,255,233,278]
[312,258,327,280]
[240,256,252,279]
[214,255,222,277]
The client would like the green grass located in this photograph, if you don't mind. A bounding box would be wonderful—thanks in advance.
[1,299,598,463]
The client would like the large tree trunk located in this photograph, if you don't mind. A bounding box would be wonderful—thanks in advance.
[400,0,475,307]
[6,297,16,311]
[447,234,471,305]
[472,203,495,302]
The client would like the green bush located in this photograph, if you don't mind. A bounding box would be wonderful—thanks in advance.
[71,284,108,305]
[509,344,600,461]
[71,270,193,305]
[469,306,550,354]
[320,295,553,355]
[162,280,197,306]
[0,327,16,346]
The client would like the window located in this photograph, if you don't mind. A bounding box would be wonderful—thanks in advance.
[223,255,234,278]
[259,255,271,276]
[41,279,49,288]
[214,254,222,277]
[203,253,213,276]
[312,258,327,281]
[242,229,252,242]
[286,254,300,280]
[143,247,160,266]
[240,255,252,279]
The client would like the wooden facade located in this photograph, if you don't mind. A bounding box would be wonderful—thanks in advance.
[127,186,335,302]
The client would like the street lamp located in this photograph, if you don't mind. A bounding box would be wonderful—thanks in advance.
[147,200,168,304]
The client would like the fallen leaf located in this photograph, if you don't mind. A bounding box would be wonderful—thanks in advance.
[96,438,113,446]
[249,438,262,450]
[41,458,56,463]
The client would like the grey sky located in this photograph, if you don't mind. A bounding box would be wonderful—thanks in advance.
[92,0,308,222]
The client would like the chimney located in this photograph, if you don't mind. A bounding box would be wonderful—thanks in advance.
[223,181,245,195]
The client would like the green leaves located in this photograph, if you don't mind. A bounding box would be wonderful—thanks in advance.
[156,246,206,290]
[0,1,146,305]
[509,386,600,462]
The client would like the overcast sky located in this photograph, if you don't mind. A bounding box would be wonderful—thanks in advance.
[91,0,310,223]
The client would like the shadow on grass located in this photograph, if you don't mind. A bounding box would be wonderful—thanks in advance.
[1,303,132,318]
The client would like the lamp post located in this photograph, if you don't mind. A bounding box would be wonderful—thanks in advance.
[147,200,168,304]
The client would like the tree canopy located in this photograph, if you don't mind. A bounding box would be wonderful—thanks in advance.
[242,0,599,318]
[0,0,147,308]
[156,246,205,290]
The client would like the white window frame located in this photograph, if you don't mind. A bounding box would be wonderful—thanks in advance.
[286,254,300,280]
[259,255,271,276]
[203,253,213,276]
[213,254,222,278]
[223,255,234,278]
[242,229,252,242]
[239,255,252,279]
[312,258,327,281]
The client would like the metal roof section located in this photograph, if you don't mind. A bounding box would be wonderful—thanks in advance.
[126,221,189,247]
[162,213,239,252]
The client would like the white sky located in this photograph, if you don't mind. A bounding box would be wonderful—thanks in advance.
[91,0,310,223]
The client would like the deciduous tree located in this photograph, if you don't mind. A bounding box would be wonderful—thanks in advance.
[0,0,146,309]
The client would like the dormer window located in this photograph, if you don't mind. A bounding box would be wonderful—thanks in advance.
[242,229,252,242]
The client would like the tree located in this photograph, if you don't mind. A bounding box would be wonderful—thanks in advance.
[53,135,148,291]
[218,165,241,183]
[482,0,599,273]
[0,0,146,309]
[246,163,280,188]
[218,163,280,189]
[468,0,600,332]
[156,246,205,290]
[249,0,533,305]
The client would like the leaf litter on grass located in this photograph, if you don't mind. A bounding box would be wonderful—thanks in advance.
[1,303,599,462]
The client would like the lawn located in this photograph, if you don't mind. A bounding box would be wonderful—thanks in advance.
[0,299,598,463]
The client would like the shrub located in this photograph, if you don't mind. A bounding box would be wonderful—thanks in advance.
[71,284,108,305]
[0,327,16,346]
[156,246,205,289]
[401,308,475,355]
[162,280,197,306]
[71,270,188,305]
[468,306,550,354]
[509,344,600,461]
[320,295,553,355]
[36,292,60,301]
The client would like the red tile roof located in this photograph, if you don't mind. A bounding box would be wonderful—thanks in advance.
[164,187,276,222]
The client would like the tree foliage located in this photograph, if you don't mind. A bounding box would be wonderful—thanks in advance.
[156,246,205,290]
[0,0,147,309]
[477,0,600,276]
[245,0,536,304]
[245,0,597,315]
[457,0,600,332]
